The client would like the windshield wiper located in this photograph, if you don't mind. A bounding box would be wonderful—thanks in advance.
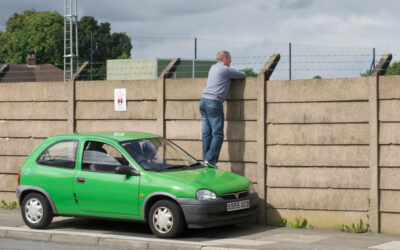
[157,163,202,171]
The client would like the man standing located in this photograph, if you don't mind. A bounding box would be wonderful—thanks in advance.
[200,50,246,168]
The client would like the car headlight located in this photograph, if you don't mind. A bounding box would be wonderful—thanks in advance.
[196,189,216,200]
[249,182,256,193]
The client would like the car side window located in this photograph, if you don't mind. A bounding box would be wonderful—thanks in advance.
[82,141,129,173]
[37,140,78,169]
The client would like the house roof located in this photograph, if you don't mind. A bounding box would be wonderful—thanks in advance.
[0,64,64,83]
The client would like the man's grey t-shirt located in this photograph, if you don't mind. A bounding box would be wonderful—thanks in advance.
[202,62,246,103]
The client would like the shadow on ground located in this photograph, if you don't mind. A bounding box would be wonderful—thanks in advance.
[48,217,274,241]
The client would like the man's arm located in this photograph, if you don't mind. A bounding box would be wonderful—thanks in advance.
[226,67,246,79]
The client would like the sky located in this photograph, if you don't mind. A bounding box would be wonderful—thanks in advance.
[0,0,399,80]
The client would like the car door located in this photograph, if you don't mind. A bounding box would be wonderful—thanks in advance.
[73,139,140,217]
[33,140,79,214]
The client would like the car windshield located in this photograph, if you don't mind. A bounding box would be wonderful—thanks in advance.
[120,138,201,171]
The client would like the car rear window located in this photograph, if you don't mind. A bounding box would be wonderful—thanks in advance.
[37,140,78,169]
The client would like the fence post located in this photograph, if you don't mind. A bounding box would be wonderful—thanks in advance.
[157,58,181,137]
[289,43,292,80]
[370,54,392,76]
[67,80,76,133]
[257,54,280,224]
[369,74,380,233]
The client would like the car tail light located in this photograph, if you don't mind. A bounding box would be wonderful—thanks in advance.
[18,170,21,186]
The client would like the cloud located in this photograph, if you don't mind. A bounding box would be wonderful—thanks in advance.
[1,0,400,80]
[279,0,314,10]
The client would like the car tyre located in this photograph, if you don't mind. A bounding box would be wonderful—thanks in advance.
[148,199,186,238]
[21,193,53,229]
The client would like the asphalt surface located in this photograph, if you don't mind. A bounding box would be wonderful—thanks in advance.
[1,209,400,249]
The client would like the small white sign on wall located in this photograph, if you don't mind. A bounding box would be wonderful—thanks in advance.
[114,88,127,111]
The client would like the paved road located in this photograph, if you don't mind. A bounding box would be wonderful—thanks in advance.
[2,209,400,249]
[0,238,117,250]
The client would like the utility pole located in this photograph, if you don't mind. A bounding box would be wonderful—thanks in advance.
[90,32,93,80]
[64,0,79,82]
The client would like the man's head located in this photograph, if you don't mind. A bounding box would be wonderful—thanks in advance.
[216,50,231,67]
[142,141,157,160]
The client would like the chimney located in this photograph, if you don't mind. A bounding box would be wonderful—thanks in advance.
[27,54,36,67]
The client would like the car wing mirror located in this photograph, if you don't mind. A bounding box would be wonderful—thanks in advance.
[115,165,140,176]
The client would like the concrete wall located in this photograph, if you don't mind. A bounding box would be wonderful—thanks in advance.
[265,77,372,229]
[378,76,400,234]
[1,75,400,234]
[0,81,71,202]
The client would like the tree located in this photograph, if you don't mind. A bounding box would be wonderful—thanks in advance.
[0,9,64,65]
[313,75,322,79]
[385,61,400,75]
[240,68,258,77]
[0,10,132,68]
[361,61,400,77]
[78,16,132,63]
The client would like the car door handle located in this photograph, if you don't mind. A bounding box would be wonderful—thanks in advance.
[76,177,85,184]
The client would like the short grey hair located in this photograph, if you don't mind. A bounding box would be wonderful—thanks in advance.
[216,50,230,62]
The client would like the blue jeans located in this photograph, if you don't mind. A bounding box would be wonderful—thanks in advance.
[200,98,224,165]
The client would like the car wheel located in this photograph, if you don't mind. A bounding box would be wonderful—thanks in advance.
[21,193,53,229]
[148,200,186,238]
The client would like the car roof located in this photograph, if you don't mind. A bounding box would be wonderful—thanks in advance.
[52,132,160,142]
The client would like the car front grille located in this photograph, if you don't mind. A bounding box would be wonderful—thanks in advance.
[221,191,248,200]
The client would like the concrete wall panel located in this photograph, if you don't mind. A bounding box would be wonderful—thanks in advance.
[0,192,18,203]
[267,188,369,211]
[0,82,69,101]
[171,140,257,162]
[76,101,157,120]
[267,167,369,189]
[0,174,17,192]
[267,124,368,145]
[0,156,26,174]
[0,102,68,120]
[380,100,400,122]
[267,145,369,167]
[0,138,43,156]
[267,78,370,102]
[165,78,205,100]
[380,168,400,190]
[267,102,368,124]
[379,75,400,100]
[381,213,400,234]
[75,80,158,101]
[380,190,400,213]
[165,100,257,121]
[76,120,159,134]
[165,78,257,100]
[267,208,368,229]
[0,121,68,138]
[166,120,257,141]
[380,145,400,167]
[380,123,400,144]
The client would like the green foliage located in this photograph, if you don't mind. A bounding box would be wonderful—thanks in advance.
[338,219,370,233]
[385,61,400,75]
[1,200,20,210]
[279,218,287,227]
[0,9,64,65]
[77,16,132,64]
[313,75,322,79]
[288,217,312,229]
[361,61,400,77]
[0,10,132,70]
[240,68,258,77]
[360,69,373,77]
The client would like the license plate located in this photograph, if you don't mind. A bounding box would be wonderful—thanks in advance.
[227,200,250,212]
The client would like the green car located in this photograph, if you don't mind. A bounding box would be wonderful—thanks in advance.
[17,132,259,238]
